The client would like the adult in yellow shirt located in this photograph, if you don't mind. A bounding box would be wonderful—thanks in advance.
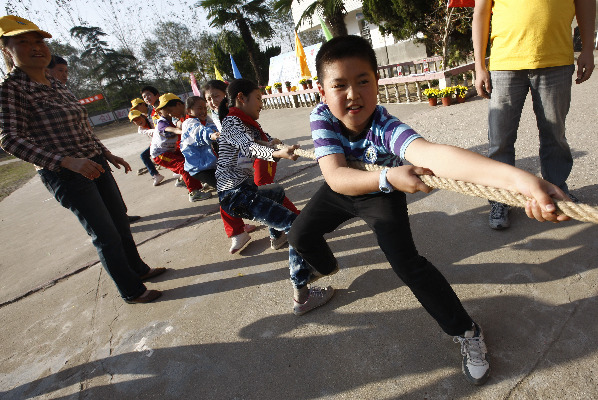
[473,0,596,230]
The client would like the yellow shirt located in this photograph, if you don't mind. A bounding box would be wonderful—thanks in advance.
[489,0,575,70]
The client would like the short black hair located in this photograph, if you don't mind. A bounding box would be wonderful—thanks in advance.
[203,79,228,93]
[185,96,206,110]
[47,55,67,69]
[141,86,159,96]
[164,99,184,108]
[315,35,378,81]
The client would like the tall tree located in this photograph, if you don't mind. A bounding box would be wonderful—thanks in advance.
[362,0,473,67]
[273,0,348,38]
[198,0,273,85]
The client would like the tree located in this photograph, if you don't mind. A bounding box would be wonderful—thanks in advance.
[273,0,348,38]
[198,0,273,85]
[362,0,473,67]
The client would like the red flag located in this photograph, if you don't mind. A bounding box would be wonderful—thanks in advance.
[448,0,474,7]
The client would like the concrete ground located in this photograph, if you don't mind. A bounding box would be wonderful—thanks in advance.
[1,75,597,399]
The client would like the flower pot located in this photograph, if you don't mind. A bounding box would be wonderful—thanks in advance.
[266,89,272,94]
[428,98,438,106]
[276,87,282,93]
[441,97,452,106]
[301,83,308,90]
[457,96,466,104]
[286,86,292,92]
[307,83,313,89]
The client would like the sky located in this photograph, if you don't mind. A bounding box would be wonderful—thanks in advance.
[2,0,214,51]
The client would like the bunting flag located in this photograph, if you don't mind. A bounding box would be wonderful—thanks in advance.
[319,16,333,41]
[295,31,311,78]
[229,55,242,79]
[189,73,201,96]
[214,65,224,81]
[448,0,475,7]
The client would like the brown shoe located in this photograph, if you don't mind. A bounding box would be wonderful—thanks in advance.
[126,289,162,304]
[139,267,167,282]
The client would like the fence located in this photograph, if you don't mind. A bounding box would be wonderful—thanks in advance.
[262,58,480,110]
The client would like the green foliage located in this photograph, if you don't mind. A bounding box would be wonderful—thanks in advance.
[273,0,348,37]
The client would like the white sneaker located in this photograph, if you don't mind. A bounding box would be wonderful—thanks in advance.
[454,323,490,385]
[230,232,251,254]
[189,190,212,202]
[153,174,164,186]
[270,232,288,250]
[175,177,186,188]
[293,286,335,315]
[172,173,181,178]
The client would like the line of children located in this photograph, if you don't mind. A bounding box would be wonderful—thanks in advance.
[150,93,210,202]
[203,80,299,251]
[287,35,571,385]
[129,98,165,186]
[216,78,335,315]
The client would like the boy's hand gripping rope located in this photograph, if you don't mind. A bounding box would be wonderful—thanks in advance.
[277,145,598,224]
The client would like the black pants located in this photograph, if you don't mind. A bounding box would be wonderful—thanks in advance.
[288,182,473,336]
[191,168,217,188]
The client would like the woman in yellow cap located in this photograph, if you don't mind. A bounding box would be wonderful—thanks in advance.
[0,16,165,304]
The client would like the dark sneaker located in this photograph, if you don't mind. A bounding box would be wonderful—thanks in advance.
[293,286,335,315]
[489,202,510,230]
[454,323,490,385]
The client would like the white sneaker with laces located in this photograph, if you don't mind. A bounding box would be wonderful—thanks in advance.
[270,232,288,250]
[189,190,212,202]
[293,286,335,315]
[175,177,186,188]
[230,232,251,254]
[454,323,490,385]
[153,174,164,186]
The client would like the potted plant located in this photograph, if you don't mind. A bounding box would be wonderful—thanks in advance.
[306,78,313,89]
[285,81,292,92]
[265,85,272,94]
[273,82,283,93]
[298,78,308,90]
[454,85,467,103]
[423,88,440,106]
[313,76,319,86]
[439,87,453,106]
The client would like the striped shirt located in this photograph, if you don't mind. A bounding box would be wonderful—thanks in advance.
[215,115,275,192]
[311,103,422,167]
[0,68,106,171]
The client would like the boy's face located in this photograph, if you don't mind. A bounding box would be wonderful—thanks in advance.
[318,57,379,134]
[142,90,159,106]
[163,102,185,119]
[188,100,208,121]
[132,116,147,127]
[49,64,68,84]
[133,103,149,114]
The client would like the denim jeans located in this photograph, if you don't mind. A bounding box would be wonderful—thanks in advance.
[488,65,575,191]
[38,155,149,301]
[288,183,474,336]
[219,180,315,288]
[140,147,158,176]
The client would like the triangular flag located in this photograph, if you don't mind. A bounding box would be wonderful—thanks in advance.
[189,73,201,96]
[295,31,311,78]
[319,16,333,41]
[214,66,224,81]
[229,55,242,79]
[448,0,474,7]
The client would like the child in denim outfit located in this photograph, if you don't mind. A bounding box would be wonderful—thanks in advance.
[287,35,570,385]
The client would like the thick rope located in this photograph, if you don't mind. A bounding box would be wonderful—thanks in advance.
[280,146,598,224]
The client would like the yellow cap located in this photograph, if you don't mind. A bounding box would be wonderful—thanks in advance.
[0,15,51,39]
[128,110,143,122]
[156,93,181,109]
[130,98,145,108]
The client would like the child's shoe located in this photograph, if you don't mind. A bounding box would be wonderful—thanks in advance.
[270,232,288,250]
[189,190,212,202]
[454,323,490,385]
[137,167,148,175]
[153,174,164,186]
[230,232,251,254]
[175,177,186,188]
[172,173,181,178]
[244,224,257,233]
[293,286,335,315]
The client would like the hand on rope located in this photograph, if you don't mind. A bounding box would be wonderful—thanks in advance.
[276,145,598,224]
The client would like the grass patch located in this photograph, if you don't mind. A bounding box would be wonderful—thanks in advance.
[0,160,37,202]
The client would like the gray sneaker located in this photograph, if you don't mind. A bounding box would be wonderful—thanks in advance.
[293,286,335,315]
[454,323,490,385]
[189,190,212,202]
[175,177,186,188]
[489,202,510,230]
[270,232,288,250]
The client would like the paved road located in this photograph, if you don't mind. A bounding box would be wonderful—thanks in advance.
[1,80,597,399]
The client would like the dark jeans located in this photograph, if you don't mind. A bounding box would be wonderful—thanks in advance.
[140,147,158,176]
[191,169,217,188]
[38,155,149,301]
[288,183,473,336]
[219,180,315,287]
